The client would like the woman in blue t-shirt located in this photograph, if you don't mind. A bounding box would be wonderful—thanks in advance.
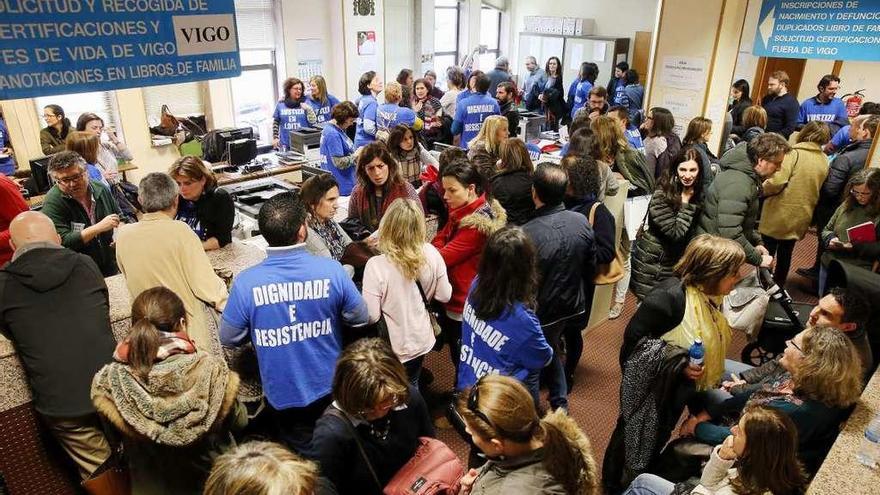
[457,226,553,406]
[0,113,16,176]
[320,101,359,196]
[272,77,317,150]
[307,75,341,124]
[354,71,384,149]
[569,62,599,120]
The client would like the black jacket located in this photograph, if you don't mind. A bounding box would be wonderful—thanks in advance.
[491,170,533,226]
[621,277,687,366]
[728,96,752,128]
[522,204,596,325]
[0,246,115,417]
[566,196,616,266]
[195,187,236,247]
[499,100,520,138]
[820,139,873,206]
[761,92,799,138]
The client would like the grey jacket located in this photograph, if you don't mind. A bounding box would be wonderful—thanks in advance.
[820,139,873,204]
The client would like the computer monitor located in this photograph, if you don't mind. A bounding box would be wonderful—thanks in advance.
[29,156,53,194]
[227,138,257,166]
[215,127,255,162]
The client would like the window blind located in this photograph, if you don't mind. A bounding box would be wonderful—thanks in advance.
[34,92,120,134]
[142,82,206,123]
[235,0,275,50]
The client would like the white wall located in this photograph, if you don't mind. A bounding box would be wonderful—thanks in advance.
[508,0,658,79]
[731,0,761,89]
[385,0,417,84]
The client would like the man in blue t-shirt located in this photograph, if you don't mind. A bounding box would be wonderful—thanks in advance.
[798,74,849,134]
[824,101,879,154]
[609,106,646,154]
[220,191,368,450]
[452,73,501,149]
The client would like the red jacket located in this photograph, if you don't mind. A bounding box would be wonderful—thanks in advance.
[0,176,28,265]
[430,195,506,314]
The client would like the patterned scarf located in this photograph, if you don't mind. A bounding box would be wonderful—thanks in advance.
[113,330,197,364]
[309,218,347,260]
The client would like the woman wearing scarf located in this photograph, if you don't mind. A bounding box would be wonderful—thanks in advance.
[348,142,421,233]
[91,287,247,495]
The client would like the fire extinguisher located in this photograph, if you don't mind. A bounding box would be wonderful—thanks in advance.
[842,90,865,119]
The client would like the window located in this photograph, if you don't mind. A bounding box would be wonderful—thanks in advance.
[477,5,502,72]
[230,0,278,145]
[433,0,460,90]
[142,83,207,124]
[35,92,121,138]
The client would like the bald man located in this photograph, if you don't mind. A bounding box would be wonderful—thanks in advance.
[0,211,115,480]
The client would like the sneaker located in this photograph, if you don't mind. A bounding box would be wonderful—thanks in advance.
[609,301,624,320]
[796,267,818,280]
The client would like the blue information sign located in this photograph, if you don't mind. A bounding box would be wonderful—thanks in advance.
[753,0,880,61]
[0,0,241,99]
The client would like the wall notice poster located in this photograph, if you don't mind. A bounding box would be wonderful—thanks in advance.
[357,31,376,55]
[659,56,706,91]
[753,0,880,61]
[0,0,241,100]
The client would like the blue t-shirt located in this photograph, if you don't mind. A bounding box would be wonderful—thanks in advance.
[320,124,356,196]
[831,125,851,150]
[570,80,593,120]
[613,81,628,106]
[560,142,570,157]
[307,94,341,124]
[625,126,645,154]
[456,288,553,391]
[453,92,501,149]
[86,163,110,188]
[0,119,14,176]
[376,103,418,133]
[798,96,848,132]
[273,101,312,150]
[456,89,472,103]
[354,94,378,149]
[174,198,204,240]
[221,247,366,409]
[526,143,542,162]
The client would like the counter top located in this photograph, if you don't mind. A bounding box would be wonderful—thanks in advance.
[0,241,267,412]
[808,366,880,494]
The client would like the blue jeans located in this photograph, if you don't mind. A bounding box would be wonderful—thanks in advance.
[522,369,541,409]
[703,359,755,409]
[623,473,675,495]
[541,317,584,411]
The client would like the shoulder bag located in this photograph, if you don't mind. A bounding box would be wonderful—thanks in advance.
[326,407,463,495]
[415,279,442,337]
[589,202,625,285]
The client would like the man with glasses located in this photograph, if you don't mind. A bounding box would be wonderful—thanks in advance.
[697,133,791,268]
[40,151,121,276]
[711,288,871,408]
[798,115,879,281]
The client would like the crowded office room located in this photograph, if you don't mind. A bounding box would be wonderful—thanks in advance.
[1,0,880,493]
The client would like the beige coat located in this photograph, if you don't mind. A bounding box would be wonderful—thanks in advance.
[759,142,829,240]
[115,213,228,352]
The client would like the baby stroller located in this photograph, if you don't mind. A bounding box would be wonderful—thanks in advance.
[728,268,810,366]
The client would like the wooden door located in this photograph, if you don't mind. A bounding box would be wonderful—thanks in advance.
[632,31,652,80]
[752,57,806,103]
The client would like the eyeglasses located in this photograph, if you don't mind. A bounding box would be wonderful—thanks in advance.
[53,171,86,185]
[785,339,805,355]
[42,113,57,120]
[851,189,871,198]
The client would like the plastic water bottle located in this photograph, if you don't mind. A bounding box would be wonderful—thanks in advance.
[856,413,880,469]
[688,339,705,368]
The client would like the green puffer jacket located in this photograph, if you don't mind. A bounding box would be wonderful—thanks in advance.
[696,142,763,266]
[615,147,655,197]
[631,193,701,300]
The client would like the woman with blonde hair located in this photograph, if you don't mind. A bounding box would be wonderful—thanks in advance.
[683,325,862,473]
[467,114,509,165]
[92,287,246,494]
[734,105,767,143]
[623,234,746,391]
[204,441,326,495]
[65,131,111,187]
[306,338,434,495]
[306,75,341,124]
[625,405,807,495]
[169,155,235,250]
[362,199,452,383]
[490,138,535,225]
[457,374,599,494]
[759,120,831,285]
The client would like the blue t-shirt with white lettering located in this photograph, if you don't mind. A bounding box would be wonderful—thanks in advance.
[613,82,628,106]
[570,80,593,120]
[526,143,542,162]
[354,94,378,149]
[456,282,553,391]
[376,103,418,134]
[320,123,356,196]
[273,101,312,150]
[307,94,341,124]
[453,93,501,149]
[221,247,365,409]
[798,96,848,132]
[625,125,646,154]
[174,198,204,240]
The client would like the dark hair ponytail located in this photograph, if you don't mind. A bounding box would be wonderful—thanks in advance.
[44,104,71,139]
[128,287,187,381]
